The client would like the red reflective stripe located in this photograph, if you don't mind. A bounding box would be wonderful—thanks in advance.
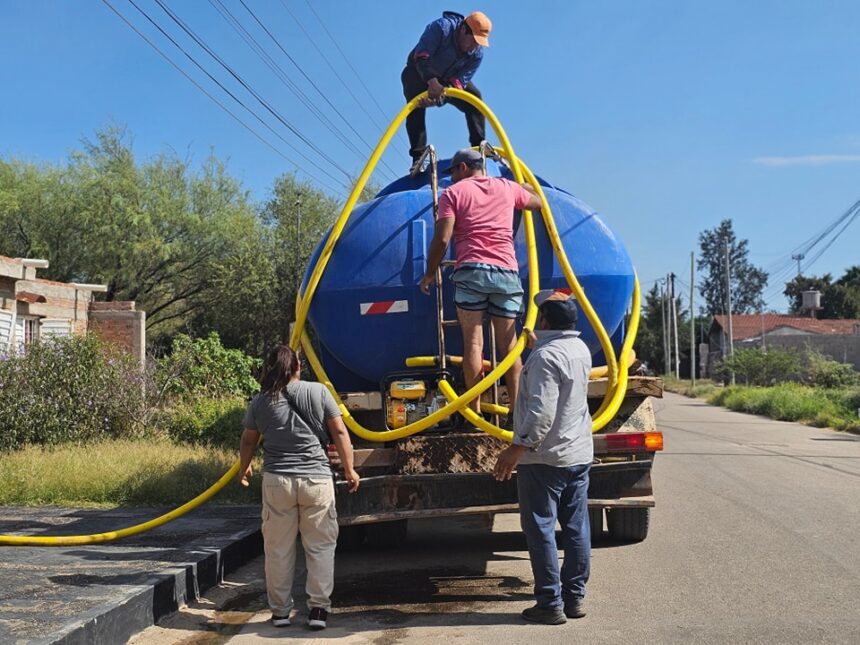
[366,301,395,315]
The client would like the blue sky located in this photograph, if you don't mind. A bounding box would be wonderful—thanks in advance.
[2,1,859,313]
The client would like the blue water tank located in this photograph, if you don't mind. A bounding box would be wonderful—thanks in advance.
[304,158,634,391]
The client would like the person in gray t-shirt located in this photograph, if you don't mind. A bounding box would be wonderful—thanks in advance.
[238,345,359,630]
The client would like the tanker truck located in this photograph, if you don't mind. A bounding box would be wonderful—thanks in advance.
[298,148,663,547]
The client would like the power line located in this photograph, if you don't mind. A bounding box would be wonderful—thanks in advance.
[152,0,354,185]
[285,0,410,153]
[124,0,347,191]
[761,195,860,304]
[803,200,860,268]
[303,0,397,132]
[235,0,400,182]
[101,0,345,196]
[210,0,366,161]
[212,0,396,183]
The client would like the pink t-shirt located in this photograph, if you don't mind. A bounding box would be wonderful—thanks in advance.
[437,176,532,270]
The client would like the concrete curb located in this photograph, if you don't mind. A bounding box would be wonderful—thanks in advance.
[44,528,263,645]
[0,507,264,644]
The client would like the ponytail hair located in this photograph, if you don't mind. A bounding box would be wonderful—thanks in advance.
[259,344,300,398]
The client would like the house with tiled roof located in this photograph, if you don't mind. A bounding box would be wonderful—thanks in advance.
[0,255,145,363]
[706,313,860,376]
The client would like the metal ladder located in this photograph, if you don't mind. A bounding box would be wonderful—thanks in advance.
[416,142,503,426]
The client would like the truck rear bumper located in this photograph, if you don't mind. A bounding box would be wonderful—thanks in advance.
[335,459,654,525]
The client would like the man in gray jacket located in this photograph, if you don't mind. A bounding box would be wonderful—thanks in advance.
[493,289,593,625]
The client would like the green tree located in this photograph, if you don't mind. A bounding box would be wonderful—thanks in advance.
[697,219,768,315]
[0,126,265,344]
[635,284,666,372]
[784,267,860,319]
[635,282,705,377]
[784,274,832,314]
[261,173,342,344]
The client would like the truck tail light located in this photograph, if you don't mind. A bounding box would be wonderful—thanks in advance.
[601,431,664,453]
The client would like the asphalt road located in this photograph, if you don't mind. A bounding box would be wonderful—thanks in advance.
[132,393,860,644]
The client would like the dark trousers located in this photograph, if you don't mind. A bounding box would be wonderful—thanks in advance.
[517,463,591,609]
[401,64,486,160]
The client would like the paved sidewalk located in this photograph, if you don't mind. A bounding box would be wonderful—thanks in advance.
[0,505,262,644]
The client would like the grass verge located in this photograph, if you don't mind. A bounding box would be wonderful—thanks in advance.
[0,438,262,507]
[708,383,860,433]
[662,375,721,399]
[661,376,860,433]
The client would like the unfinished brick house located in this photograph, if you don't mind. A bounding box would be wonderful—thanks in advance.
[0,255,145,364]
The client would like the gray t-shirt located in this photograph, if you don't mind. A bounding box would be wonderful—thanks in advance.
[242,381,342,478]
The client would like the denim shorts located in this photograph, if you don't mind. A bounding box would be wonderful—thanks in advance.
[451,263,524,319]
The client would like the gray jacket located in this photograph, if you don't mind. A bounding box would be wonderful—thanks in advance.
[513,329,594,467]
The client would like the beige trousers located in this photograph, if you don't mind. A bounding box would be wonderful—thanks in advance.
[261,473,339,613]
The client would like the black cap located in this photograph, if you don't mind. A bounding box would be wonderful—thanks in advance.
[443,148,483,175]
[534,289,578,329]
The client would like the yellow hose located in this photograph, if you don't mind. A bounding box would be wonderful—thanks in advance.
[405,355,493,370]
[406,350,636,382]
[494,152,620,421]
[0,460,241,546]
[293,88,542,440]
[1,88,641,546]
[294,88,639,438]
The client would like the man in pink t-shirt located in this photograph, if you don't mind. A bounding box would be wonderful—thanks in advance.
[420,148,542,416]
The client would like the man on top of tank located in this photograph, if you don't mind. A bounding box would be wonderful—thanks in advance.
[420,148,542,423]
[402,11,492,175]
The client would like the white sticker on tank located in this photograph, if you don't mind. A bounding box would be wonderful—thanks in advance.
[360,300,409,315]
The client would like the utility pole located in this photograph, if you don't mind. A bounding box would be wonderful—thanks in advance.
[690,252,696,387]
[724,240,735,385]
[661,279,669,375]
[791,253,804,277]
[670,272,680,378]
[294,196,302,291]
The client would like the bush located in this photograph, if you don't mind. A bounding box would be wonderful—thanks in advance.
[805,349,859,388]
[717,347,801,386]
[0,335,145,451]
[159,396,247,447]
[156,332,260,400]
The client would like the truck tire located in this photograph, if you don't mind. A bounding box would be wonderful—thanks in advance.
[364,519,408,548]
[336,525,366,551]
[606,508,649,541]
[588,508,604,543]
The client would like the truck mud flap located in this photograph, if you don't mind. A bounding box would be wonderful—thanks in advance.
[589,459,654,500]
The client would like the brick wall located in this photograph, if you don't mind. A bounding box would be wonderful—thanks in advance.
[88,301,146,367]
[761,335,860,370]
[16,279,90,333]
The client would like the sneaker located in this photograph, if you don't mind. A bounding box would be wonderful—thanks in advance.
[308,607,328,630]
[564,598,586,619]
[271,613,291,627]
[521,605,566,625]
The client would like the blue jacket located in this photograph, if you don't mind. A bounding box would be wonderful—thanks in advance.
[407,11,483,89]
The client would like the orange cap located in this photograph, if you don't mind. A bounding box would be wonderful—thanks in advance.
[464,11,492,47]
